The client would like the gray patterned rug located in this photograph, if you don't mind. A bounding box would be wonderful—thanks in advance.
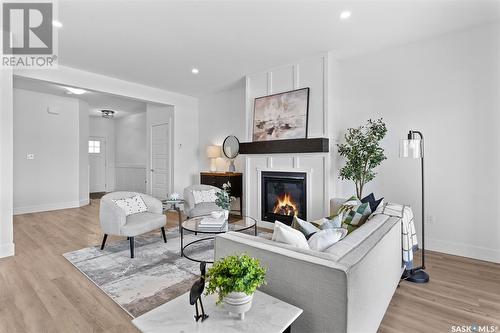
[64,228,226,318]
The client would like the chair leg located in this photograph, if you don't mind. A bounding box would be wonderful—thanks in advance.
[161,227,167,243]
[100,234,108,250]
[129,237,134,258]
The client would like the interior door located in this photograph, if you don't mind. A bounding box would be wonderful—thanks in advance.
[150,123,169,199]
[89,137,106,193]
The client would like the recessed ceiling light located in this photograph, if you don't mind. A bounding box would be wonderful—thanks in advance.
[64,86,87,95]
[340,10,351,20]
[191,68,199,74]
[52,20,63,28]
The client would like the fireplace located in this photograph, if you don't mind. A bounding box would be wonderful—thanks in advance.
[261,171,307,225]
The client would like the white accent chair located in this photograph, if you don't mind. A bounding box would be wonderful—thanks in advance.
[183,184,223,218]
[99,191,167,258]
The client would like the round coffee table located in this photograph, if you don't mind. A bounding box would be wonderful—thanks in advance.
[181,215,257,263]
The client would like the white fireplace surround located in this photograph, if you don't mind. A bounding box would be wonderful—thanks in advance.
[244,154,329,229]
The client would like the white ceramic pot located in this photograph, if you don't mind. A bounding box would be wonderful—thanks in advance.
[224,292,253,320]
[224,209,229,221]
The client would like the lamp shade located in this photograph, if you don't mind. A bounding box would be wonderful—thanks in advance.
[206,145,221,158]
[399,139,423,159]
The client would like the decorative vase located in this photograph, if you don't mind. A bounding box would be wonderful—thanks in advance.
[224,292,253,320]
[224,209,229,221]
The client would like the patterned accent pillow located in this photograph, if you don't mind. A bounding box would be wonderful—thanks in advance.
[337,195,361,215]
[192,189,218,205]
[341,201,372,234]
[291,216,320,239]
[113,195,148,216]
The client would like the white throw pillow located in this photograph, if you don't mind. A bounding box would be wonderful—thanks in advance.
[192,189,218,205]
[113,195,148,216]
[307,228,348,252]
[272,221,310,250]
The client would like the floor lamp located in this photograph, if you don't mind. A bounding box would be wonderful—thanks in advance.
[399,130,430,283]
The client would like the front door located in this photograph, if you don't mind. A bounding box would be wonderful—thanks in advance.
[89,137,106,193]
[150,123,169,199]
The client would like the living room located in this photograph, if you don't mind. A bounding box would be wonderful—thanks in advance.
[0,1,499,332]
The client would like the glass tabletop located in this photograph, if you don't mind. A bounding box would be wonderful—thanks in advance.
[182,215,256,233]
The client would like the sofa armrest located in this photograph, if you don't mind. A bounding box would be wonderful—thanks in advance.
[215,232,349,333]
[140,194,163,214]
[99,198,127,235]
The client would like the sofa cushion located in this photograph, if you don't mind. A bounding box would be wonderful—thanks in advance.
[324,214,392,261]
[121,212,166,236]
[272,221,310,249]
[291,216,320,239]
[189,202,223,218]
[342,201,372,234]
[361,193,384,212]
[192,189,218,204]
[112,195,148,216]
[308,228,348,252]
[318,213,344,230]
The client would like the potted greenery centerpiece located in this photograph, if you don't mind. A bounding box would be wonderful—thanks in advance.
[205,254,266,320]
[215,181,233,220]
[338,118,387,199]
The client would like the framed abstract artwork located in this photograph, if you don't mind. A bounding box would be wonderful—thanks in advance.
[252,87,309,142]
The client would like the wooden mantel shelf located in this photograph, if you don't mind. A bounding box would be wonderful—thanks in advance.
[239,138,329,154]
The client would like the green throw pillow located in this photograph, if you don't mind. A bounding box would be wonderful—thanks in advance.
[341,201,372,234]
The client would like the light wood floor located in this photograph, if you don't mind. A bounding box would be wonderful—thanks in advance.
[0,202,499,333]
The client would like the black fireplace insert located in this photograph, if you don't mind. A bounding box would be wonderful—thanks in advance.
[261,171,307,225]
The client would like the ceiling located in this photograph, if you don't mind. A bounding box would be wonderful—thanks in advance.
[14,77,147,118]
[56,0,500,97]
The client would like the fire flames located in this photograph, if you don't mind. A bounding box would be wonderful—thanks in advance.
[273,193,299,216]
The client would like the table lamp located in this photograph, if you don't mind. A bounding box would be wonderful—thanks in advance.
[206,145,220,172]
[399,130,429,283]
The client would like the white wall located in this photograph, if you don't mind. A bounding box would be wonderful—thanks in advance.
[78,100,90,204]
[15,66,199,194]
[115,112,147,192]
[336,22,500,263]
[13,89,83,214]
[89,116,116,191]
[0,70,15,258]
[198,79,246,173]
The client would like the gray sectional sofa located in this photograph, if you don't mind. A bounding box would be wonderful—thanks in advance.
[214,199,403,333]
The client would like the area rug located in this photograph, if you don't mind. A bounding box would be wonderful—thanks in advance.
[63,228,268,318]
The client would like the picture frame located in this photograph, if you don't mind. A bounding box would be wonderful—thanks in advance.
[252,87,309,142]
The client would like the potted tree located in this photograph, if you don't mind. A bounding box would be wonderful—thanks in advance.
[205,254,266,320]
[338,118,387,199]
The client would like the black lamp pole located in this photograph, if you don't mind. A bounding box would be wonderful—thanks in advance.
[405,130,429,283]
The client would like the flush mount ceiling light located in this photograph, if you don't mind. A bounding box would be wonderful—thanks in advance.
[191,68,199,74]
[101,110,115,119]
[340,10,351,20]
[52,20,63,28]
[64,86,87,95]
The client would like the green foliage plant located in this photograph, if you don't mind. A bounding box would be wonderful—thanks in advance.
[338,118,387,199]
[205,254,266,305]
[215,181,233,210]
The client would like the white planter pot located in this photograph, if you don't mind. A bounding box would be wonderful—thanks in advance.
[224,292,253,320]
[224,209,229,221]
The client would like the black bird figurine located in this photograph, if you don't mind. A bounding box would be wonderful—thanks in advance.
[189,261,209,322]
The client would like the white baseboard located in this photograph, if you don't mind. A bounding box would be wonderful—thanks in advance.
[79,198,90,206]
[427,237,500,264]
[0,242,15,258]
[14,200,83,215]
